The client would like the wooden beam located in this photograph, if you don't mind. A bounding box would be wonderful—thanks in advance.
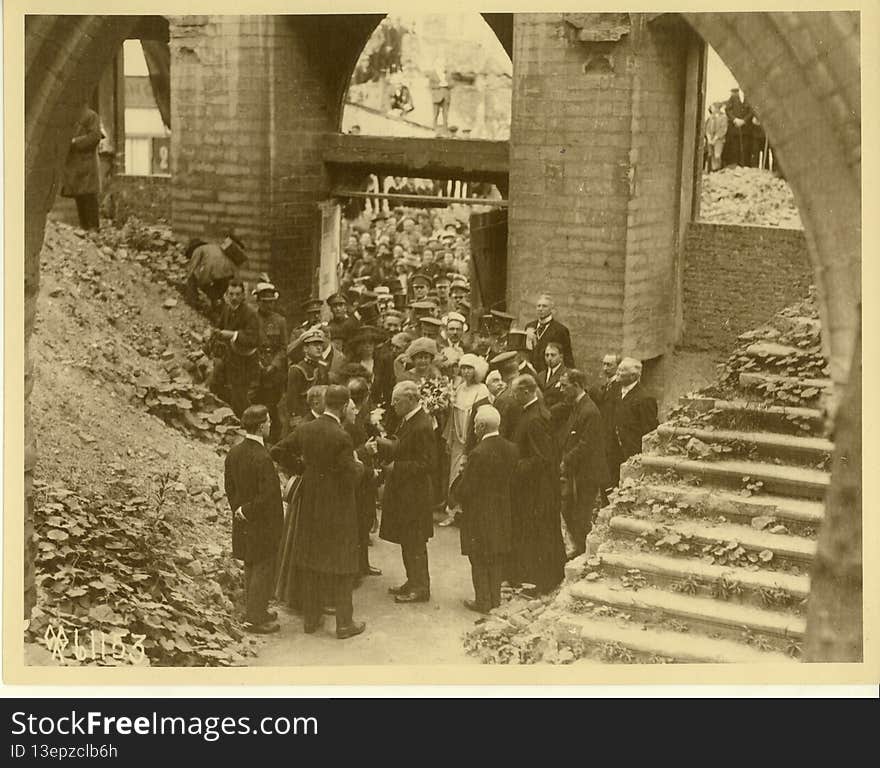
[332,189,508,208]
[322,133,509,185]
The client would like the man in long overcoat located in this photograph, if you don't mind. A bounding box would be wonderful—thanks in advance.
[589,353,623,493]
[369,380,437,603]
[224,406,284,633]
[287,385,366,638]
[61,102,103,230]
[508,374,566,595]
[456,405,517,613]
[559,369,610,558]
[613,358,659,464]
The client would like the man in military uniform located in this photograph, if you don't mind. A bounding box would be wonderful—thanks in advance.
[252,281,288,445]
[435,276,454,316]
[285,328,329,432]
[409,272,433,303]
[207,279,262,419]
[326,292,361,342]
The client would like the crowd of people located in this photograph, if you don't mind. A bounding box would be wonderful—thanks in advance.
[199,209,660,636]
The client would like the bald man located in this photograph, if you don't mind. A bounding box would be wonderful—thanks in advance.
[525,293,574,372]
[455,405,518,613]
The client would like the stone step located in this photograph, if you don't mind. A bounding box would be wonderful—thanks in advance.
[637,454,830,500]
[678,396,826,434]
[596,550,810,610]
[619,481,825,529]
[744,341,818,360]
[654,424,833,463]
[609,516,817,568]
[569,579,806,644]
[739,371,831,395]
[556,613,793,664]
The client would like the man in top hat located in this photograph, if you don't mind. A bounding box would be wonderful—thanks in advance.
[356,300,381,328]
[469,313,494,358]
[326,292,361,342]
[410,272,433,303]
[286,328,329,432]
[723,86,754,168]
[252,281,289,444]
[525,293,574,373]
[508,328,539,380]
[207,279,262,419]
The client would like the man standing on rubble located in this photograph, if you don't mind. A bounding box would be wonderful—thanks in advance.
[253,281,288,445]
[207,279,261,419]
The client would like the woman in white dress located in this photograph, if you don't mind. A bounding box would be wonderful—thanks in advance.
[439,353,490,526]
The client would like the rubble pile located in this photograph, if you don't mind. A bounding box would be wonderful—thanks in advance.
[29,220,259,666]
[462,587,574,664]
[27,482,254,667]
[699,167,802,229]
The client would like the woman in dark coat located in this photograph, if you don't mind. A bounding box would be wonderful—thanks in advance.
[61,102,103,230]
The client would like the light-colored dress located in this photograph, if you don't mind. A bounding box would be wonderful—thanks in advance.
[445,381,490,494]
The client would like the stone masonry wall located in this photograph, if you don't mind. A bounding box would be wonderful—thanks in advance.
[507,14,690,380]
[106,174,171,224]
[681,221,812,353]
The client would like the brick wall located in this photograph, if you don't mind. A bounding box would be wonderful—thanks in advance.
[681,221,812,352]
[106,174,170,224]
[507,13,691,380]
[169,16,274,275]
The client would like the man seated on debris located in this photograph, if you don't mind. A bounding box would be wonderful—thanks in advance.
[184,233,247,319]
[224,405,284,634]
[207,279,261,419]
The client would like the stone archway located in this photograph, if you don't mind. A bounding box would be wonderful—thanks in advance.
[23,13,861,659]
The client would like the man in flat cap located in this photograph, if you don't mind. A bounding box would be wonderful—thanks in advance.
[326,292,361,343]
[252,281,288,444]
[286,328,329,432]
[410,272,433,303]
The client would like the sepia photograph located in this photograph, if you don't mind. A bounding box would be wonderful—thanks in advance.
[7,2,871,685]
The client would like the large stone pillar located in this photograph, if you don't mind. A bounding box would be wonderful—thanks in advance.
[507,13,693,380]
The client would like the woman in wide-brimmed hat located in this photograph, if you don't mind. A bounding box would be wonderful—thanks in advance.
[440,353,491,526]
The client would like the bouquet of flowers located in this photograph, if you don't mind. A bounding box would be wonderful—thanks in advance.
[369,406,388,437]
[419,376,453,416]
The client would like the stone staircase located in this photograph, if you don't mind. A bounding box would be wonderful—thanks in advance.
[555,293,832,663]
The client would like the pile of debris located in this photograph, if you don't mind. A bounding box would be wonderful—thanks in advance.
[699,167,802,229]
[27,482,254,667]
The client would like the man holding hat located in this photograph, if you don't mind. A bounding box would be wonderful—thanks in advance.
[286,328,329,431]
[207,279,262,419]
[508,328,539,380]
[224,405,284,634]
[253,281,288,444]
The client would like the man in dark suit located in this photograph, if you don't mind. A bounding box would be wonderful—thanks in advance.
[489,351,523,439]
[208,279,262,418]
[559,369,610,558]
[285,385,366,639]
[589,353,622,491]
[456,405,517,613]
[509,374,566,595]
[613,357,659,466]
[368,380,437,603]
[224,405,284,633]
[525,293,575,372]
